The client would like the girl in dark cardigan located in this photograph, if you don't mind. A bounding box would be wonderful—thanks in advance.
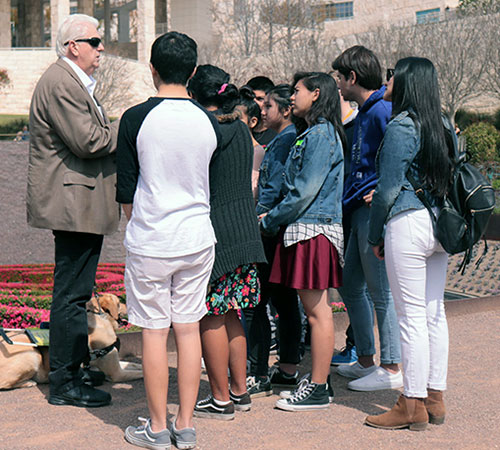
[188,65,266,420]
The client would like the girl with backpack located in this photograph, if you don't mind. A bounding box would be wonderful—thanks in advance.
[366,57,454,430]
[260,72,345,411]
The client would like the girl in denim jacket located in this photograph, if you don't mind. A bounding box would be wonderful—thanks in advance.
[260,72,345,411]
[365,58,454,430]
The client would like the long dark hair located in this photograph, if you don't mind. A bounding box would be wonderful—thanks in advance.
[267,83,306,131]
[392,57,452,197]
[293,72,346,149]
[238,85,261,121]
[187,64,239,114]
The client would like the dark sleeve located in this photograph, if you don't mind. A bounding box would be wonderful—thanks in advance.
[116,111,139,204]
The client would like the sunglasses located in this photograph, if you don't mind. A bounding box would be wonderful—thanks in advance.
[386,68,395,82]
[64,37,102,48]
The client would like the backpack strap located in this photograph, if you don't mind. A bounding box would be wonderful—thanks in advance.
[406,171,437,224]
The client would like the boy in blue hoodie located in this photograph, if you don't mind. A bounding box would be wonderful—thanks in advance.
[331,46,402,392]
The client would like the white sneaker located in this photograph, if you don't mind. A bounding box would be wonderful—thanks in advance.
[347,366,403,391]
[336,362,377,379]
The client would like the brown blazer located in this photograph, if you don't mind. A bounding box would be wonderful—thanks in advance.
[27,59,120,235]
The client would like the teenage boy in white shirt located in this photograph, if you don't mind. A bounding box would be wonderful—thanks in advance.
[116,31,220,450]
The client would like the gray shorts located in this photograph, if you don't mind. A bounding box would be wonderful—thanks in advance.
[124,245,215,329]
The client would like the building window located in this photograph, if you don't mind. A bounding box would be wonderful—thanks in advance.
[313,2,354,22]
[416,8,440,24]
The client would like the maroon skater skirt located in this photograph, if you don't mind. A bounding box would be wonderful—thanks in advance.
[269,229,343,290]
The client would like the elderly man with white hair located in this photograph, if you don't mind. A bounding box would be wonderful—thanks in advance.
[27,14,119,408]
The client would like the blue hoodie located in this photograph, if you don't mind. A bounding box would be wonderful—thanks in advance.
[342,86,391,215]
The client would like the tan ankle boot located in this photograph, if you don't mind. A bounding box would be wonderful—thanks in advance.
[365,394,428,431]
[425,389,445,425]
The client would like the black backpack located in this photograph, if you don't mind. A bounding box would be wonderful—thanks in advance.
[407,128,496,274]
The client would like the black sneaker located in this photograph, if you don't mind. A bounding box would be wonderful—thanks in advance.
[275,380,330,411]
[193,395,234,420]
[280,373,334,403]
[270,367,299,387]
[229,390,252,412]
[246,376,273,398]
[82,368,106,387]
[48,384,111,408]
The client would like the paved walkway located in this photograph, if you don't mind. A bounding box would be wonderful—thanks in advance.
[2,141,500,448]
[1,296,499,449]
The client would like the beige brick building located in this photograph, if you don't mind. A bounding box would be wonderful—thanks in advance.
[0,0,460,115]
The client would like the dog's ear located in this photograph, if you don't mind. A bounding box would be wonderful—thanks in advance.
[99,294,120,321]
[118,302,127,317]
[87,296,100,314]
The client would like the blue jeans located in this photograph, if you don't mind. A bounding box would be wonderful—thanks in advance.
[338,205,401,364]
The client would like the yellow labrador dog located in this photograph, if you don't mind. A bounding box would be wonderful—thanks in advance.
[0,294,142,390]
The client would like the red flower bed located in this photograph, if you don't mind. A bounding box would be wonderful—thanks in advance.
[0,264,126,329]
[0,264,125,292]
[0,303,51,328]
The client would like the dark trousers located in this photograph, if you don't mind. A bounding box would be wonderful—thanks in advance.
[243,235,302,377]
[49,230,103,394]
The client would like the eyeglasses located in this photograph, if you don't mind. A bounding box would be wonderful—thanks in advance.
[64,37,102,48]
[386,68,395,82]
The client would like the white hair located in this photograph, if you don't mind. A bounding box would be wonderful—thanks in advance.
[56,14,99,58]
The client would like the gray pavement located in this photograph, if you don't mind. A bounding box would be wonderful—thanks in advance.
[1,141,500,449]
[0,297,499,449]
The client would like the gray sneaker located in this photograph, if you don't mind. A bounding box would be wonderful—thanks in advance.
[125,417,171,449]
[169,421,196,450]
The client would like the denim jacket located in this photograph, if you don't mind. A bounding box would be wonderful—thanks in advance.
[256,124,297,215]
[368,111,437,245]
[261,120,344,236]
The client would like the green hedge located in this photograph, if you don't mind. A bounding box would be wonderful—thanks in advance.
[0,117,29,140]
[455,108,500,134]
[462,122,500,164]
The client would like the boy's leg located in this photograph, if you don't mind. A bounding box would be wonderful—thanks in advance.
[200,314,230,401]
[169,245,215,427]
[226,310,247,395]
[142,328,170,433]
[172,321,202,429]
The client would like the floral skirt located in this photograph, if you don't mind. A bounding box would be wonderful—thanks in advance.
[206,264,260,316]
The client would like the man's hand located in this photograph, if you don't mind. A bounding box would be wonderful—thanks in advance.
[363,189,375,206]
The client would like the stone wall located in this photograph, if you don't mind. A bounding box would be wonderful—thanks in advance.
[0,49,155,116]
[0,49,56,115]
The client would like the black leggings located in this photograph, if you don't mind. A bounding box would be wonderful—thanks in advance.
[244,235,302,377]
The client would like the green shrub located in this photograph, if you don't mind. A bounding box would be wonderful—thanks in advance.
[462,122,500,164]
[455,109,495,132]
[493,178,500,190]
[495,108,500,131]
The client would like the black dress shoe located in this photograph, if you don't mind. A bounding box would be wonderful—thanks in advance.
[82,368,106,387]
[49,384,111,408]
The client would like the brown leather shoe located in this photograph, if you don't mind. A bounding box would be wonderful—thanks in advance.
[365,394,428,431]
[425,389,445,425]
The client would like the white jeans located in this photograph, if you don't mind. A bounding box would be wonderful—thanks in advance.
[384,208,449,398]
